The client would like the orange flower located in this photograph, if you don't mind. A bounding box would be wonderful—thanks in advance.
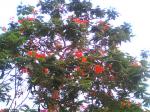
[75,51,83,58]
[121,101,126,108]
[120,100,132,108]
[127,101,131,108]
[94,65,104,74]
[81,57,87,63]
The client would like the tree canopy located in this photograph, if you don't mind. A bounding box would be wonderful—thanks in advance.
[0,0,150,111]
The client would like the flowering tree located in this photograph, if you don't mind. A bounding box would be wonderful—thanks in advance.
[0,0,150,111]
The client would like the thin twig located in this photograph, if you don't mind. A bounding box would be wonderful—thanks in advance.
[9,67,18,109]
[16,91,30,109]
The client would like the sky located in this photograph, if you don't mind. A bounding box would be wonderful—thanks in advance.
[96,0,150,57]
[0,0,150,109]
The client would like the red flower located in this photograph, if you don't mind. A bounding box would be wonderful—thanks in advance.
[75,66,85,77]
[43,68,49,74]
[52,90,60,100]
[81,57,87,63]
[27,17,34,21]
[65,74,73,79]
[18,17,34,24]
[75,51,83,58]
[103,24,110,31]
[18,19,23,24]
[27,51,34,56]
[27,51,46,59]
[72,18,89,24]
[80,70,85,77]
[98,20,110,31]
[79,20,89,24]
[35,53,46,59]
[20,67,28,73]
[72,18,80,22]
[94,65,104,74]
[75,66,80,71]
[18,18,26,24]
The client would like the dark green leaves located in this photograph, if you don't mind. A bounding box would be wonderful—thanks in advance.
[107,8,119,20]
[90,7,106,18]
[17,5,34,16]
[67,0,92,17]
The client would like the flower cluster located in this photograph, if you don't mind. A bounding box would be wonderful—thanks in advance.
[94,64,104,74]
[75,51,83,58]
[72,18,89,25]
[74,50,105,75]
[18,17,34,24]
[27,51,46,59]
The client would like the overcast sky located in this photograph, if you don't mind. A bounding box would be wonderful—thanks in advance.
[0,0,150,109]
[96,0,150,57]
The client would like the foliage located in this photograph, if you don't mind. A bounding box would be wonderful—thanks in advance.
[0,0,150,111]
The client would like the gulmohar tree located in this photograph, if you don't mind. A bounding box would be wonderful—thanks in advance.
[0,0,150,111]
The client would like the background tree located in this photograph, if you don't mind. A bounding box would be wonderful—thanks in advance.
[0,0,150,111]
